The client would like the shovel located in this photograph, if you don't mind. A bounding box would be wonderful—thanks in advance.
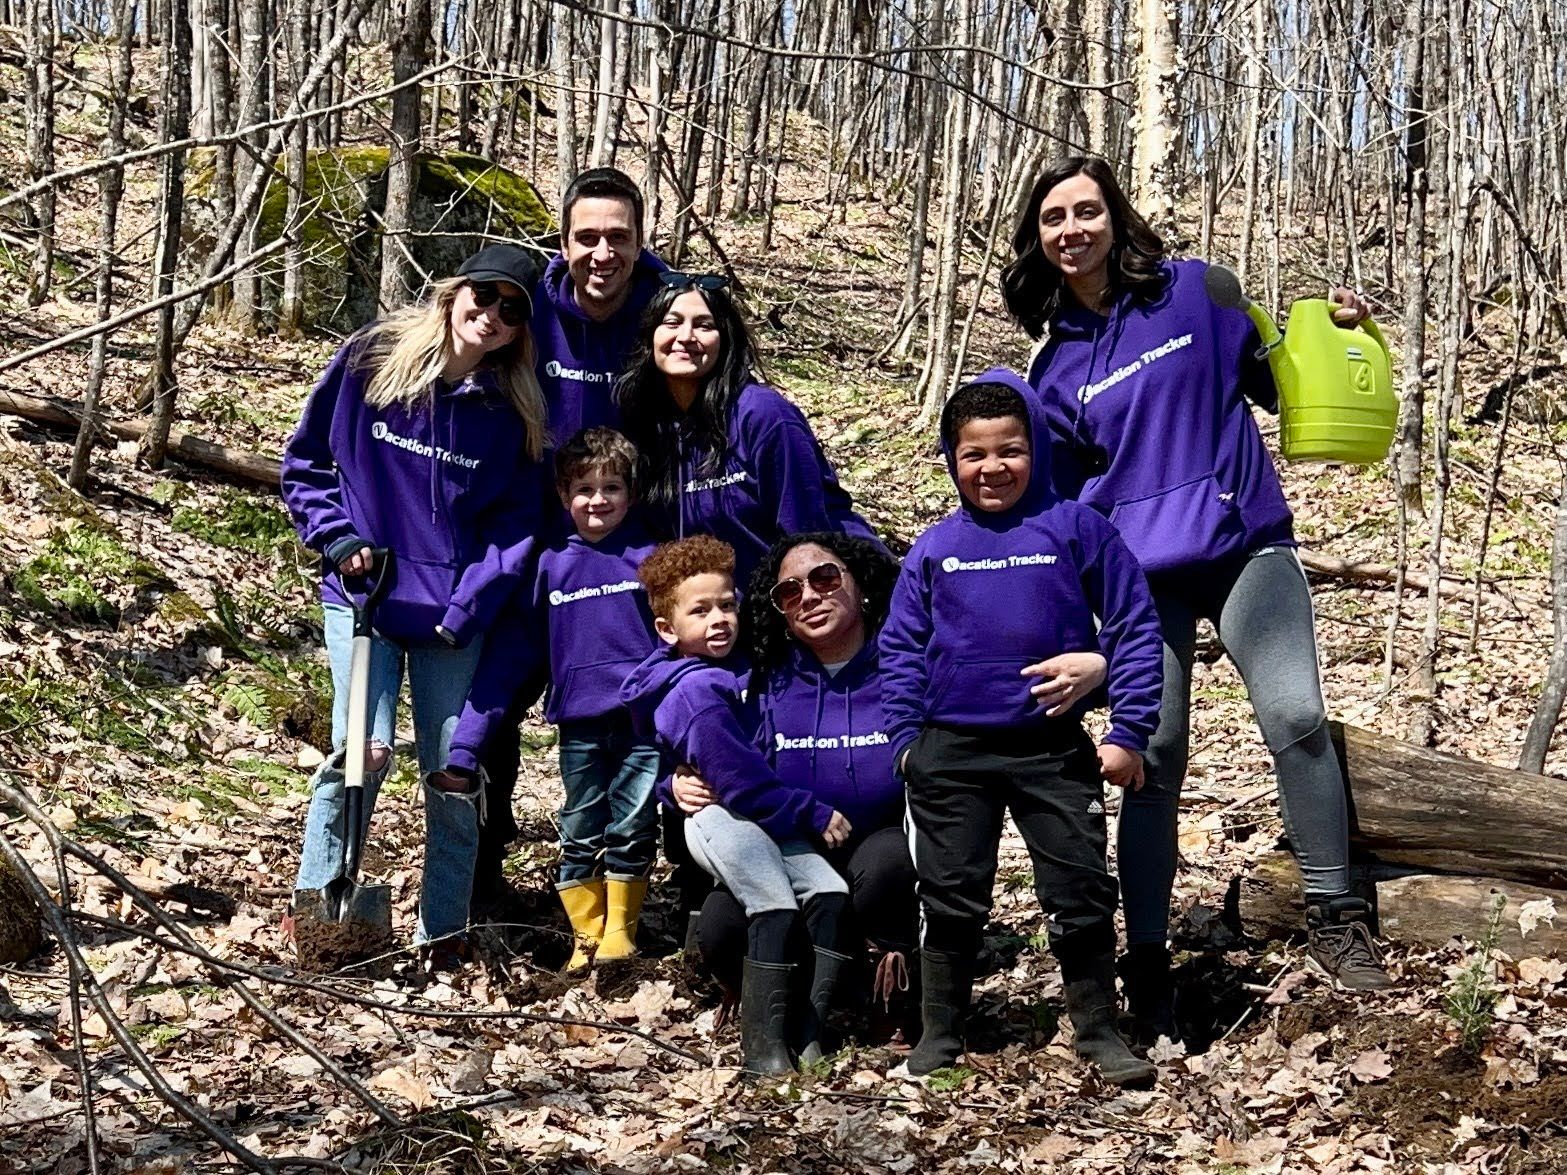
[293,548,395,974]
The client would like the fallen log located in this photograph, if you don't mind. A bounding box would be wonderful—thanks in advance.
[1332,721,1567,888]
[0,389,281,489]
[1231,850,1567,957]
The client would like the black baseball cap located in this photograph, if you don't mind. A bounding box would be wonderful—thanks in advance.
[457,244,541,300]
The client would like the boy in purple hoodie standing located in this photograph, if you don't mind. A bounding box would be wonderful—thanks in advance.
[448,429,660,970]
[879,371,1163,1086]
[620,537,854,1076]
[476,167,667,898]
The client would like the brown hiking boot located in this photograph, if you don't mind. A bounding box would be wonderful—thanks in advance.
[1305,896,1394,991]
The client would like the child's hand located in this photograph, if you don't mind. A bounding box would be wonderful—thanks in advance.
[1097,743,1144,790]
[671,764,716,814]
[1023,652,1108,715]
[822,810,852,848]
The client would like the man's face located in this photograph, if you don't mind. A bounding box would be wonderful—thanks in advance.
[564,196,640,320]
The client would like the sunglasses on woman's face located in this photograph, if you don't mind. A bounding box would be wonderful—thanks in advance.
[659,271,730,293]
[467,281,530,327]
[769,562,846,613]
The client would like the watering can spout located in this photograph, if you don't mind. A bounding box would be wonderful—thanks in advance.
[1202,261,1396,464]
[1203,265,1282,354]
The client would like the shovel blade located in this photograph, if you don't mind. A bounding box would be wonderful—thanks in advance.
[291,880,393,975]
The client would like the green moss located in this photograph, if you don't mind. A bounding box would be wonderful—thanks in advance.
[11,525,136,624]
[423,152,555,237]
[173,489,298,556]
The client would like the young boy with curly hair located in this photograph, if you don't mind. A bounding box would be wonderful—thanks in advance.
[620,535,852,1075]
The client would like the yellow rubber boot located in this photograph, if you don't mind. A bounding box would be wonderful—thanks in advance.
[558,879,606,972]
[597,877,648,961]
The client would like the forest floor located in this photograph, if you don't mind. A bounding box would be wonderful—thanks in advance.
[4,43,1567,1175]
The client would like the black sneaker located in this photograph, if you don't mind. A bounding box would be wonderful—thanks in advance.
[1305,896,1394,991]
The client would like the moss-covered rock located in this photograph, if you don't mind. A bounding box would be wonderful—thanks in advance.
[187,148,556,333]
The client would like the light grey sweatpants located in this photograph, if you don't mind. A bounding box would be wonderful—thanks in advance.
[684,805,848,916]
[1119,545,1351,944]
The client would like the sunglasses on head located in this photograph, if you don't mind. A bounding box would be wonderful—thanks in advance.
[769,562,846,613]
[659,271,730,293]
[466,281,531,327]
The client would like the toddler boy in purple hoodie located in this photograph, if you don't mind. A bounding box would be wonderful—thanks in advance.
[879,370,1163,1086]
[448,429,660,970]
[619,537,854,1075]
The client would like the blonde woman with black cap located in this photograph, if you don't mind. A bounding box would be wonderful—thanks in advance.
[280,244,550,970]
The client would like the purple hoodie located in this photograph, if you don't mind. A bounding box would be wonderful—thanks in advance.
[754,643,903,835]
[531,249,668,439]
[446,519,660,773]
[281,340,546,646]
[878,368,1164,767]
[619,645,836,842]
[1027,259,1293,577]
[652,381,880,586]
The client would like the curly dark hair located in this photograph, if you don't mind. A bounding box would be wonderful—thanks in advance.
[745,532,901,683]
[637,535,736,621]
[1000,155,1169,339]
[940,381,1030,453]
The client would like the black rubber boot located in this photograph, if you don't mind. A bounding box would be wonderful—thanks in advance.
[1062,954,1156,1088]
[906,949,972,1077]
[794,947,854,1066]
[1119,942,1178,1049]
[740,958,795,1076]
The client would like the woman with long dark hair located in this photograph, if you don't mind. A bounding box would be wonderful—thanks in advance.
[615,274,879,586]
[616,274,884,936]
[1001,156,1392,1046]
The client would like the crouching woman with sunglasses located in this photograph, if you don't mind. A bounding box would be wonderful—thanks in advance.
[280,245,550,970]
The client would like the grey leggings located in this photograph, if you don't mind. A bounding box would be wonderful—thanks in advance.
[684,804,848,916]
[1119,545,1350,945]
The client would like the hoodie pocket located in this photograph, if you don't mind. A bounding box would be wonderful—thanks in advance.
[929,657,1039,725]
[371,554,457,644]
[1108,473,1247,574]
[554,656,640,718]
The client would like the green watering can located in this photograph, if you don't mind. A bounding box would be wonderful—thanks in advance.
[1204,266,1397,464]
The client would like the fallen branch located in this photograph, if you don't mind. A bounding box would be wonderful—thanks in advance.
[0,389,281,487]
[1297,547,1534,609]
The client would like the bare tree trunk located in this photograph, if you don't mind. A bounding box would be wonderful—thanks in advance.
[1132,0,1178,226]
[554,4,579,202]
[279,0,311,334]
[67,0,136,490]
[24,0,58,307]
[380,0,433,311]
[1521,468,1567,774]
[588,0,616,166]
[141,0,193,469]
[1394,0,1429,519]
[230,0,271,327]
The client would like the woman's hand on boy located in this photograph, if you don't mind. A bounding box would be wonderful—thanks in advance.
[1097,743,1144,790]
[822,810,853,849]
[671,765,716,814]
[1023,651,1108,715]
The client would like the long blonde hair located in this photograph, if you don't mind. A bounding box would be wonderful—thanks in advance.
[357,276,549,461]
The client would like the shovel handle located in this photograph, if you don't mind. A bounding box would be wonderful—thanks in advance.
[343,548,394,639]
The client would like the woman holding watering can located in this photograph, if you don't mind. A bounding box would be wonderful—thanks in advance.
[281,244,550,971]
[1002,156,1392,1046]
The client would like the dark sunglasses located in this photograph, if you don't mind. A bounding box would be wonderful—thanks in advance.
[659,271,730,293]
[467,281,531,327]
[769,562,845,613]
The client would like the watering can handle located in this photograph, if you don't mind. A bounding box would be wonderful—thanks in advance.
[1354,315,1388,353]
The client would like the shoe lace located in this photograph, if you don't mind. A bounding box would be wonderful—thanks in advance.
[872,949,911,1009]
[1319,919,1385,972]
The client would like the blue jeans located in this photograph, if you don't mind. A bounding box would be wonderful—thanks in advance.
[556,712,661,883]
[295,603,485,944]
